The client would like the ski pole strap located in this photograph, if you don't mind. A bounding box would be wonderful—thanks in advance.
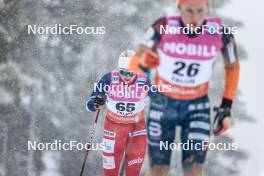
[213,107,231,133]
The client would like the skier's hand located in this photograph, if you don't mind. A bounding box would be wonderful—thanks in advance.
[213,107,231,136]
[140,49,160,68]
[93,95,106,109]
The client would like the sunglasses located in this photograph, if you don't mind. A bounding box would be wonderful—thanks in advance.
[119,69,135,77]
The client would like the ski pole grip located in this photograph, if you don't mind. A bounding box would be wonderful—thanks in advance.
[213,107,219,112]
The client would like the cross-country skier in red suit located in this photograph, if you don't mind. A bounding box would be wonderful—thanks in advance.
[86,50,158,176]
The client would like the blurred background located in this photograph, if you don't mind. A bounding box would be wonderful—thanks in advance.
[0,0,263,175]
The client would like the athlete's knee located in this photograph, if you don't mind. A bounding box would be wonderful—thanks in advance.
[103,155,118,176]
[125,158,144,176]
[183,161,203,176]
[148,165,169,176]
[181,140,208,172]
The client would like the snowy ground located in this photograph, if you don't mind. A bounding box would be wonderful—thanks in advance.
[220,0,264,175]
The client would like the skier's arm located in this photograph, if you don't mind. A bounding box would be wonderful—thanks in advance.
[129,17,165,74]
[86,73,111,112]
[212,28,240,136]
[220,29,240,109]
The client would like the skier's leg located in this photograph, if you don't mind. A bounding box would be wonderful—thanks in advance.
[183,164,203,176]
[146,94,177,176]
[181,96,211,176]
[125,119,147,176]
[102,118,128,176]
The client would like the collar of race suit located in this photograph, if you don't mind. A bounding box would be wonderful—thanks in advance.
[118,72,138,86]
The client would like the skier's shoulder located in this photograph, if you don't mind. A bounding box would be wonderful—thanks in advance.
[101,72,112,79]
[96,72,112,86]
[152,16,166,32]
[204,17,236,46]
[220,26,236,46]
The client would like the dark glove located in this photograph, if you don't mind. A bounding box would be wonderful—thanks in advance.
[213,107,231,135]
[93,94,106,108]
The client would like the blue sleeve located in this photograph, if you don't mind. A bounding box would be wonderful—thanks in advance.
[86,72,111,112]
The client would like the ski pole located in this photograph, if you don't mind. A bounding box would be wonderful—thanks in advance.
[80,109,101,176]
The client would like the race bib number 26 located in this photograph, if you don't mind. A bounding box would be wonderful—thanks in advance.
[157,51,214,86]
